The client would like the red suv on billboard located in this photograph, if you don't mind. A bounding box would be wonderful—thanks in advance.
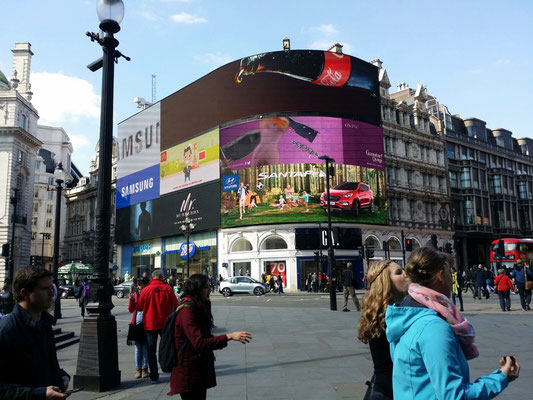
[320,182,374,216]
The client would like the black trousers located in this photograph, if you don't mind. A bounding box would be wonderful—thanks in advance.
[497,290,511,311]
[474,284,488,299]
[516,283,532,310]
[363,375,392,400]
[180,388,207,400]
[145,329,162,381]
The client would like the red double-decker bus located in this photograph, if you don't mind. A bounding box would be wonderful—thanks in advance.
[490,238,533,272]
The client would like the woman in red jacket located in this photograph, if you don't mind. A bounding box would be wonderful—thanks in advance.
[128,277,150,379]
[494,268,514,312]
[169,274,252,399]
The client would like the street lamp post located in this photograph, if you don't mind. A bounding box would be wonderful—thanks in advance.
[52,162,66,320]
[74,0,126,391]
[181,217,196,278]
[8,189,18,282]
[40,232,47,268]
[319,155,337,311]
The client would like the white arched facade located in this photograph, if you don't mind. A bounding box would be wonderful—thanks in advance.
[220,228,297,290]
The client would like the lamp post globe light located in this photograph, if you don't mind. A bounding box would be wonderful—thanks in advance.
[181,217,196,278]
[74,0,126,392]
[318,155,337,311]
[52,162,66,320]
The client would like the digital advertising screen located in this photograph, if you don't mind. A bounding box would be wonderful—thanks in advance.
[220,116,383,173]
[220,163,387,228]
[160,128,220,195]
[116,103,161,209]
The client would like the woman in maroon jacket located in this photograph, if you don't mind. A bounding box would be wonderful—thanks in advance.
[169,274,252,399]
[494,268,514,312]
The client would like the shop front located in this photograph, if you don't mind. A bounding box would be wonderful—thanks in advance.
[120,238,163,279]
[162,231,217,279]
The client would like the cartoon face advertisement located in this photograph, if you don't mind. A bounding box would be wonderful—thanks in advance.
[159,128,220,195]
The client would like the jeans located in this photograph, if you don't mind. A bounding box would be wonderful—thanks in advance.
[474,284,488,299]
[516,283,532,310]
[452,290,464,310]
[180,388,207,400]
[146,329,162,381]
[135,339,149,368]
[497,290,511,311]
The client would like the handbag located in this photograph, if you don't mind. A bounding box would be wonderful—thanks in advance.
[524,268,533,291]
[127,312,146,343]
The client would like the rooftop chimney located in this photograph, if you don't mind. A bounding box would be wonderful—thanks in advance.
[328,43,343,54]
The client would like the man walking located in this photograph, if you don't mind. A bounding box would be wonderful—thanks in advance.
[0,266,70,398]
[472,264,489,299]
[341,263,361,312]
[511,260,533,311]
[276,274,284,294]
[136,269,178,384]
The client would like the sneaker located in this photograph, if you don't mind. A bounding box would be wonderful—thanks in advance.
[507,308,511,311]
[527,305,531,310]
[342,309,350,312]
[150,379,159,384]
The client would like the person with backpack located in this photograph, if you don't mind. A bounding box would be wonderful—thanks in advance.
[495,268,514,312]
[128,277,149,379]
[79,278,90,318]
[136,269,178,384]
[168,274,251,399]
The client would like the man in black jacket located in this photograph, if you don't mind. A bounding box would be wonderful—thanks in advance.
[0,266,70,399]
[472,264,489,299]
[341,263,361,312]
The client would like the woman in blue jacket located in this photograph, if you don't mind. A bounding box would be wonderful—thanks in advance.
[385,247,520,399]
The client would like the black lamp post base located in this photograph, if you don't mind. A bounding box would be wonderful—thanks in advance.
[73,315,121,392]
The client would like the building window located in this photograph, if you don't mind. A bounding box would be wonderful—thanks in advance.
[480,170,487,191]
[33,202,39,212]
[46,204,53,214]
[463,198,474,225]
[34,189,39,198]
[17,149,26,164]
[447,143,455,159]
[46,219,52,228]
[231,238,253,252]
[407,170,413,187]
[479,152,486,164]
[518,181,528,199]
[48,177,54,185]
[490,175,502,194]
[47,191,54,200]
[32,217,38,226]
[32,232,36,240]
[460,168,471,188]
[449,172,458,188]
[472,169,479,189]
[261,236,288,250]
[19,114,27,130]
[35,161,41,170]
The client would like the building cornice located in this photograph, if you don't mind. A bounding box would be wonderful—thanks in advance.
[0,126,42,148]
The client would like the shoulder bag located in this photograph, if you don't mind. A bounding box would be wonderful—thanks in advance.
[525,268,533,291]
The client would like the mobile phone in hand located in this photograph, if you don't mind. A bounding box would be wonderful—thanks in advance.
[63,388,83,394]
[505,356,516,365]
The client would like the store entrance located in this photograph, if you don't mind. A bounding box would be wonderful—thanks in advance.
[132,254,155,278]
[233,262,251,277]
[298,259,321,291]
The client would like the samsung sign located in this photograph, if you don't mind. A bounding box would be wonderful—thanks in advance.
[222,174,239,192]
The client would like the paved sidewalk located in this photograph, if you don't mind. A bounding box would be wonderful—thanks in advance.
[57,293,532,399]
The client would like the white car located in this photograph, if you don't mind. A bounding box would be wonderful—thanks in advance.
[219,276,269,297]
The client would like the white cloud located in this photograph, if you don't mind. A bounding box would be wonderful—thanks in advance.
[195,52,232,67]
[314,24,338,36]
[138,10,158,21]
[170,12,206,24]
[68,133,91,150]
[31,72,100,125]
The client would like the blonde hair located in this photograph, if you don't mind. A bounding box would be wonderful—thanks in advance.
[357,260,396,344]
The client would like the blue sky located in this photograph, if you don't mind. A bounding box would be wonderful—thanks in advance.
[1,0,532,174]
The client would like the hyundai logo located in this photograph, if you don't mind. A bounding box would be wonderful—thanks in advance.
[226,177,236,185]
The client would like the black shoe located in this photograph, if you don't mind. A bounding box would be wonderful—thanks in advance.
[460,308,464,312]
[507,308,511,311]
[342,309,350,312]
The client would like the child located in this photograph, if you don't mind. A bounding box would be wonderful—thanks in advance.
[279,195,285,210]
[301,191,312,212]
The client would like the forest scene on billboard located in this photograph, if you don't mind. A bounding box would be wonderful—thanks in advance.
[221,163,387,228]
[220,116,383,173]
[159,128,219,195]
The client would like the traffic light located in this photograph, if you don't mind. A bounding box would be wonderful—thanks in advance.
[496,240,505,259]
[1,243,9,257]
[366,246,375,259]
[444,243,453,254]
[30,256,37,266]
[314,251,320,263]
[405,238,413,252]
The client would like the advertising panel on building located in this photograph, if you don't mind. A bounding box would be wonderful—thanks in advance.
[115,49,382,289]
[116,102,161,209]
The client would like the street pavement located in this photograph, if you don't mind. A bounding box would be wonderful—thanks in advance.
[55,291,532,399]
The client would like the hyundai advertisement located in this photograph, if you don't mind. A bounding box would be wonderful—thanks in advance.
[221,163,387,228]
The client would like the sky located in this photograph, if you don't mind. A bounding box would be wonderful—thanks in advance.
[1,0,532,175]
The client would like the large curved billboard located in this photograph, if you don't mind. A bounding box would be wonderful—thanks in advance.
[115,50,383,243]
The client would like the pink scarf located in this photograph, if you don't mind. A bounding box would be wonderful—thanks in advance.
[408,283,479,360]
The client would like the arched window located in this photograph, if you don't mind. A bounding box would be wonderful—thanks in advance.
[411,239,421,250]
[387,237,402,250]
[364,236,381,249]
[260,236,288,250]
[231,238,253,252]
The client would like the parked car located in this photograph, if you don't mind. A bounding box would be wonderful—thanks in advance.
[57,279,77,299]
[219,276,269,297]
[114,280,134,298]
[320,181,374,216]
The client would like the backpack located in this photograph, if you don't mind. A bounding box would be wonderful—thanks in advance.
[83,284,90,297]
[158,301,196,373]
